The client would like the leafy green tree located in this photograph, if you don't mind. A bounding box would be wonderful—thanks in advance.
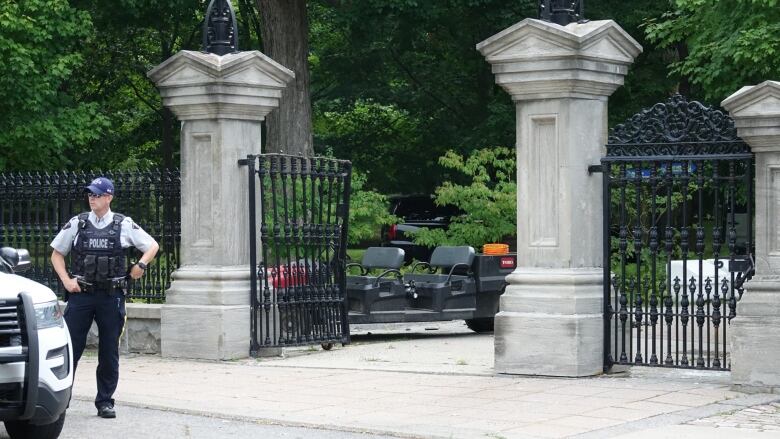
[347,171,398,245]
[0,0,107,171]
[586,0,681,124]
[314,99,422,192]
[310,0,677,193]
[69,0,207,170]
[309,0,533,194]
[644,0,780,102]
[66,0,267,171]
[0,0,687,181]
[413,147,516,249]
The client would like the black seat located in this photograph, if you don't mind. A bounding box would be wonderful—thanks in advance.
[346,247,407,318]
[404,246,476,311]
[406,246,475,282]
[347,247,404,276]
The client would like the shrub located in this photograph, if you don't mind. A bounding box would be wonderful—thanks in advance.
[413,147,516,249]
[348,171,398,245]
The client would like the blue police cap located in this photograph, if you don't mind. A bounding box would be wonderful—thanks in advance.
[85,177,115,196]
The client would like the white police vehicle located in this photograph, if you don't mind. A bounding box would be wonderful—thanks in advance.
[0,247,73,439]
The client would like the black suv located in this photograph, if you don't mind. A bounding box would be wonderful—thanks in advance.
[381,195,460,263]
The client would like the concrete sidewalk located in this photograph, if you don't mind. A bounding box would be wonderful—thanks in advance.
[73,323,780,438]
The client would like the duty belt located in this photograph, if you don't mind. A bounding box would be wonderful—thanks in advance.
[74,275,128,293]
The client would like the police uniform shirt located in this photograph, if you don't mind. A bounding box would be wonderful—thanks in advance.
[50,209,157,256]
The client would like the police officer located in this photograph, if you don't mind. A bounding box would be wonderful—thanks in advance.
[50,177,159,419]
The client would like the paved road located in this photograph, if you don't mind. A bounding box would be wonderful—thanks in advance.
[0,399,394,439]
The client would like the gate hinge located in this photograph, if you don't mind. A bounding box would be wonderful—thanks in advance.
[588,165,603,175]
[729,257,753,274]
[237,158,249,166]
[732,253,755,284]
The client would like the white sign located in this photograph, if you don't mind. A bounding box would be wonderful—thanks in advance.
[666,259,734,296]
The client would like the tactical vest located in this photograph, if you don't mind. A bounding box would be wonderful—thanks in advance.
[71,212,127,284]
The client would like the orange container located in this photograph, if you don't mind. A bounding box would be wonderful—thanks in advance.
[482,243,509,255]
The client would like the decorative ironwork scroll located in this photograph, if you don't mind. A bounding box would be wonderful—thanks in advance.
[608,95,745,147]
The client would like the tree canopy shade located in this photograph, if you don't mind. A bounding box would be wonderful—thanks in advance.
[585,0,679,125]
[0,0,107,171]
[308,0,679,193]
[308,0,536,193]
[644,0,780,102]
[68,0,206,171]
[0,0,726,197]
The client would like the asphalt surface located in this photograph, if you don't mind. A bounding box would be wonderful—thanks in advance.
[0,399,395,439]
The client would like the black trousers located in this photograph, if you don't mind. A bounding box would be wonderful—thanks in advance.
[64,289,126,408]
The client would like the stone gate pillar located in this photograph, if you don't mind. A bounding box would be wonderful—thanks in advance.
[148,51,294,360]
[478,19,641,376]
[723,81,780,392]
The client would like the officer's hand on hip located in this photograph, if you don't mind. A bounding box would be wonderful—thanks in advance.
[130,264,145,280]
[64,277,81,293]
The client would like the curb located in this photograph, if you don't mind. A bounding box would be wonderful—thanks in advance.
[71,395,434,439]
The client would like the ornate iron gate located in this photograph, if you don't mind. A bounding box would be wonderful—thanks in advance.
[243,154,352,353]
[602,96,754,371]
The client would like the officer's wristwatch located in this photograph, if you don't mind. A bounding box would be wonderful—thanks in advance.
[137,261,148,271]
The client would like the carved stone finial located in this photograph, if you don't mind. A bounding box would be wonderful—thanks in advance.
[203,0,239,55]
[539,0,585,26]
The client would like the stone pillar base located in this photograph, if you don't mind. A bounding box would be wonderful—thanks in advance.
[165,266,251,306]
[161,304,249,360]
[161,265,252,360]
[254,347,283,357]
[730,275,780,392]
[495,268,603,377]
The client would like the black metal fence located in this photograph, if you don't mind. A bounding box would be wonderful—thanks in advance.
[0,170,181,301]
[602,96,754,371]
[243,154,352,353]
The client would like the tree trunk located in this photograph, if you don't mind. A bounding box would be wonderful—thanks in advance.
[257,0,314,157]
